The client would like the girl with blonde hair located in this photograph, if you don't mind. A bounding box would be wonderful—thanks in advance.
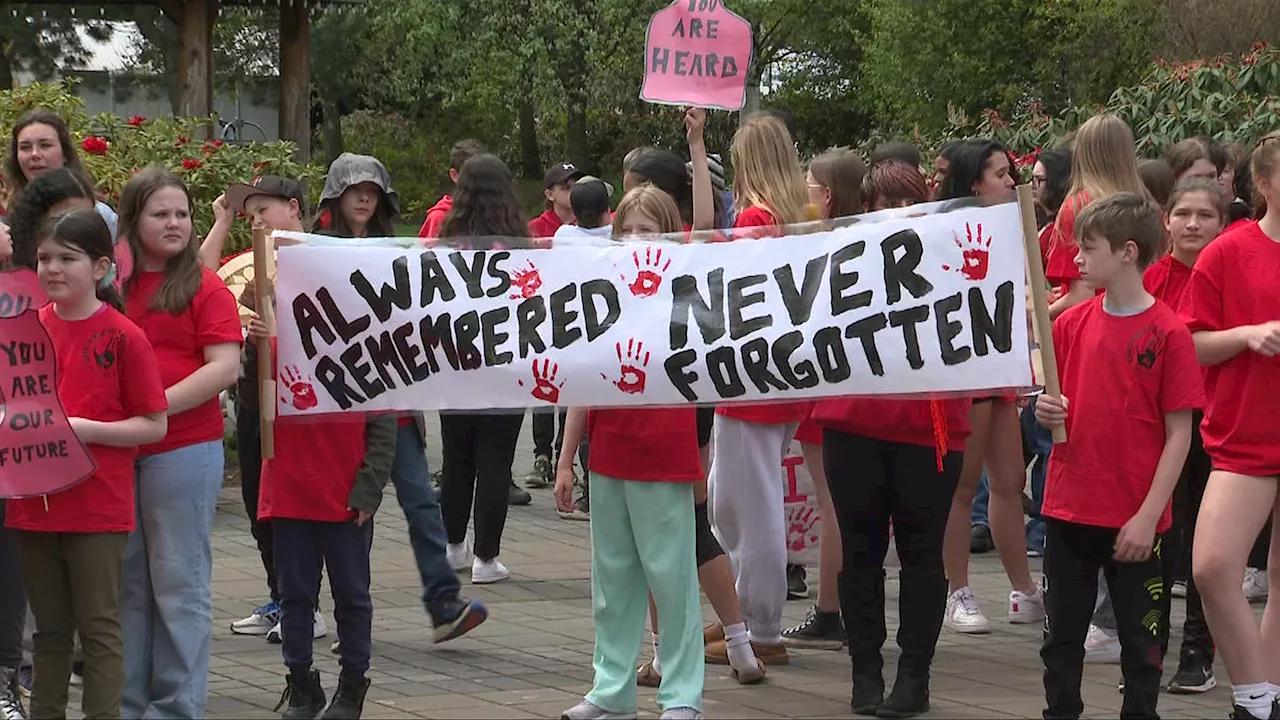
[1045,113,1147,319]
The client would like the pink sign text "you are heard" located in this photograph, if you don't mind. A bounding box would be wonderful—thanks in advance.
[640,0,753,112]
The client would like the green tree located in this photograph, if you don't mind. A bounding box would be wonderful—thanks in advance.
[0,2,112,89]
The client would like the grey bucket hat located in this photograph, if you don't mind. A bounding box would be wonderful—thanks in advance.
[320,153,400,215]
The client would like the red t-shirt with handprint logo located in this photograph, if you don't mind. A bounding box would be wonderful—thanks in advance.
[1042,297,1204,532]
[587,407,701,482]
[125,268,243,455]
[716,205,812,425]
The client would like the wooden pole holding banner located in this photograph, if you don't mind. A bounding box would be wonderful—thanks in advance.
[1016,184,1066,444]
[253,227,277,459]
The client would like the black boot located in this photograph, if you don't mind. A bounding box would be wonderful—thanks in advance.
[841,568,887,716]
[275,669,326,720]
[322,671,371,719]
[878,566,947,719]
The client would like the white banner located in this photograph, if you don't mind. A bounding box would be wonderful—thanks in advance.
[273,203,1032,415]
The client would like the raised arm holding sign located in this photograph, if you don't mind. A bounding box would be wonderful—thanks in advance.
[641,0,754,111]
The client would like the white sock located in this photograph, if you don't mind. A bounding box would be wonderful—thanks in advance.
[1233,682,1275,717]
[723,622,758,672]
[651,635,661,675]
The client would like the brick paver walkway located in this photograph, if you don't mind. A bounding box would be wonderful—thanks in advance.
[81,418,1244,718]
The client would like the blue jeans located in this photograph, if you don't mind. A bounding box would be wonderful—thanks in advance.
[122,441,223,719]
[971,473,990,527]
[391,425,460,610]
[1021,399,1052,553]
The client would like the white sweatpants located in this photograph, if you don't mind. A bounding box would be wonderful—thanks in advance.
[707,415,798,644]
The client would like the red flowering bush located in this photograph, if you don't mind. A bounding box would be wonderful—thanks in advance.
[1,78,320,253]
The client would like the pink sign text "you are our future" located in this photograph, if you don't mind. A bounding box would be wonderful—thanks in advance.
[640,0,753,111]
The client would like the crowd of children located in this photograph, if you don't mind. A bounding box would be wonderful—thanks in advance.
[1,100,1278,720]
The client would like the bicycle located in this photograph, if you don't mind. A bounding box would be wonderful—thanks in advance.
[218,90,268,142]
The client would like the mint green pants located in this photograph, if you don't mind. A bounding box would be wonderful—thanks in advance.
[586,474,703,713]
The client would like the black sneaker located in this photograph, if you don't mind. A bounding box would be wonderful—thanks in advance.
[0,667,26,720]
[429,596,489,643]
[970,524,994,554]
[508,481,532,506]
[787,565,810,600]
[321,672,370,720]
[781,606,845,650]
[525,455,551,489]
[275,670,326,720]
[1167,653,1216,694]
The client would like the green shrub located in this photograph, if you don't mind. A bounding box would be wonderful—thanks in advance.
[339,110,449,221]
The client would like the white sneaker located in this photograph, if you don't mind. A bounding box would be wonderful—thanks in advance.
[944,586,990,634]
[264,610,328,644]
[447,541,473,572]
[230,600,280,635]
[1008,588,1047,624]
[471,557,510,584]
[1083,623,1121,663]
[1243,567,1270,602]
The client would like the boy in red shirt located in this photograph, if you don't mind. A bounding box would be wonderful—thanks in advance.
[251,335,395,719]
[1036,193,1204,720]
[417,139,485,243]
[527,161,583,240]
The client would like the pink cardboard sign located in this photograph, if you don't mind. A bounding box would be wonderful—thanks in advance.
[640,0,753,111]
[0,268,47,320]
[0,310,96,498]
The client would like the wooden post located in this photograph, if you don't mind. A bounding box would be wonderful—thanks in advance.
[1017,185,1066,444]
[253,227,277,459]
[279,0,311,162]
[176,0,217,135]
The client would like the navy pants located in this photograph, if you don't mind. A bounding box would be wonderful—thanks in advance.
[274,519,374,675]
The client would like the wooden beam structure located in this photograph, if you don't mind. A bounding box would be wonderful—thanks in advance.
[278,0,310,162]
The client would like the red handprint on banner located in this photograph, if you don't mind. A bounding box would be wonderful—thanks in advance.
[941,222,993,281]
[602,338,650,395]
[787,506,821,553]
[620,246,672,298]
[509,260,544,299]
[280,366,319,411]
[519,357,564,404]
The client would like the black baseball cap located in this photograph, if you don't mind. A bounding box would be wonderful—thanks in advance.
[226,175,306,213]
[543,161,584,189]
[570,176,612,221]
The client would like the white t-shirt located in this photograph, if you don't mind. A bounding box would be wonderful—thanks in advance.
[552,224,613,247]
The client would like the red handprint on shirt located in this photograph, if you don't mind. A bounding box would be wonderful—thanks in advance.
[787,506,820,552]
[280,366,319,411]
[941,222,993,281]
[518,357,564,404]
[602,338,650,394]
[620,247,672,298]
[509,260,543,300]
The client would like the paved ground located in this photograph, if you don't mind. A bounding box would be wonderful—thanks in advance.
[87,417,1248,718]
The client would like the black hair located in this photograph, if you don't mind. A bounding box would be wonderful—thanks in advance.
[871,142,921,169]
[628,148,725,228]
[757,110,797,144]
[310,192,397,239]
[939,139,1015,201]
[439,154,527,244]
[1229,148,1256,224]
[37,208,124,312]
[8,167,97,270]
[1037,149,1073,218]
[7,110,84,191]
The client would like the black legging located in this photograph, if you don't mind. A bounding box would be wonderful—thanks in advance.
[438,412,524,561]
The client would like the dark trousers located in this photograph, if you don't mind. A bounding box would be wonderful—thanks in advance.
[823,431,959,677]
[531,407,567,460]
[1250,521,1272,570]
[274,519,373,675]
[0,507,25,671]
[1165,415,1213,663]
[1041,519,1164,720]
[236,398,277,601]
[439,412,524,561]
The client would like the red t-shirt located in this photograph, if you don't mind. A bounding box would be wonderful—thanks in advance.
[417,195,453,243]
[528,209,569,240]
[125,268,243,455]
[6,304,169,533]
[1184,221,1280,476]
[1143,255,1194,314]
[716,205,811,425]
[809,397,972,451]
[587,407,702,482]
[259,338,370,522]
[793,418,823,445]
[1042,298,1204,531]
[1223,218,1253,235]
[1037,222,1054,273]
[0,268,48,318]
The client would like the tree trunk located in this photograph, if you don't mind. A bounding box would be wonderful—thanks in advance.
[176,0,216,134]
[132,6,180,113]
[322,99,344,165]
[0,46,13,91]
[519,93,540,178]
[565,99,589,172]
[279,0,311,162]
